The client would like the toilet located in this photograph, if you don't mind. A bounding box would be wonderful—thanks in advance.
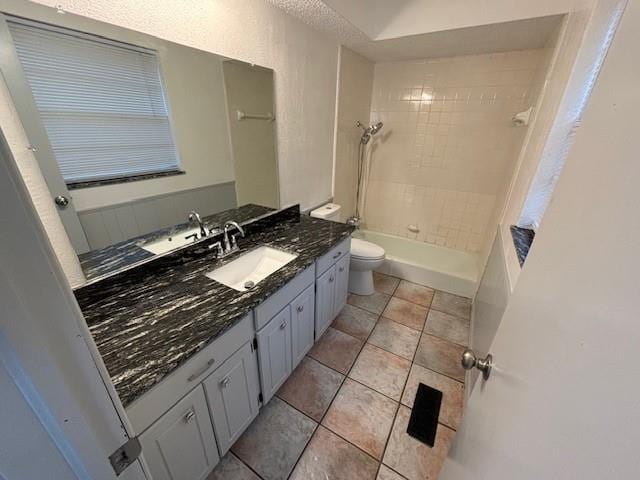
[310,203,385,296]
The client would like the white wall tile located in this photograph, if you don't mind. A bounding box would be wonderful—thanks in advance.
[363,49,543,253]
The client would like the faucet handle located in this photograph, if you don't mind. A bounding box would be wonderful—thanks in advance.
[231,232,244,249]
[208,241,223,256]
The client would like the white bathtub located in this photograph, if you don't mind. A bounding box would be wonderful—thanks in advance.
[353,230,480,298]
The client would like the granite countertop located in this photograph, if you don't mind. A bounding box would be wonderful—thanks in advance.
[78,204,273,282]
[74,207,354,408]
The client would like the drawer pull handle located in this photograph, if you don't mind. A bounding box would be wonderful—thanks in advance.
[332,251,342,259]
[297,305,304,313]
[329,276,335,283]
[187,358,216,382]
[184,410,195,423]
[280,320,287,330]
[220,377,230,388]
[339,267,344,272]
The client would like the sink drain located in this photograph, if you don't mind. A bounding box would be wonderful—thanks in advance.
[244,281,256,290]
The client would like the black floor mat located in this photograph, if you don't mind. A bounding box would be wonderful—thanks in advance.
[406,382,443,447]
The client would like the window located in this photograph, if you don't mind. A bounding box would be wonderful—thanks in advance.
[8,19,180,186]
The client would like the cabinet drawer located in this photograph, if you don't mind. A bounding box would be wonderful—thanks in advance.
[127,313,254,434]
[139,385,219,480]
[315,237,351,277]
[254,265,314,330]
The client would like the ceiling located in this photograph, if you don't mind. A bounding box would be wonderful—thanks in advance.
[266,0,568,62]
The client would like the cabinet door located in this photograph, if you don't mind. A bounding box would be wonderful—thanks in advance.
[333,253,350,318]
[257,306,292,403]
[315,265,336,339]
[139,385,219,480]
[203,341,260,455]
[291,284,315,367]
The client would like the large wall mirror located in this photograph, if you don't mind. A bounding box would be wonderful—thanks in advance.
[0,1,279,281]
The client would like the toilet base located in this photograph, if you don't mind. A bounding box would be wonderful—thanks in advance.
[348,269,375,296]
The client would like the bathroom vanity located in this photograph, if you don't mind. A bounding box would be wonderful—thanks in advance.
[74,205,352,479]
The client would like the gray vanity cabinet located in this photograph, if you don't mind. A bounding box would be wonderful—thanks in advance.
[315,241,351,340]
[256,306,292,403]
[315,266,336,339]
[203,341,260,455]
[138,385,219,480]
[334,253,350,315]
[291,284,315,366]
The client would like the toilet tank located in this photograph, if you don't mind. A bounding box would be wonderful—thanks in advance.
[310,203,341,222]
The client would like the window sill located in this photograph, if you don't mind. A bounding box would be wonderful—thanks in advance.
[67,170,185,190]
[510,225,535,267]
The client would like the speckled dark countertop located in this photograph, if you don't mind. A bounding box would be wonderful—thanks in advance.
[74,206,353,408]
[78,204,272,282]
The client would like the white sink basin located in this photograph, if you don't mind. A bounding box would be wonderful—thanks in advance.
[205,246,298,292]
[141,227,204,255]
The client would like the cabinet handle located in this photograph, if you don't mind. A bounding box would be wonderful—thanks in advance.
[297,305,304,313]
[187,358,216,382]
[184,410,195,423]
[329,276,335,283]
[339,267,344,272]
[220,377,230,388]
[332,251,342,259]
[280,320,287,330]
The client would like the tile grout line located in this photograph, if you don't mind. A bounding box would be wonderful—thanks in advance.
[374,282,433,478]
[288,281,398,478]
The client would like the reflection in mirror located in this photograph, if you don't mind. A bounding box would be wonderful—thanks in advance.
[0,3,279,284]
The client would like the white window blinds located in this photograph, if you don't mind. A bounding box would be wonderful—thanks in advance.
[8,19,180,184]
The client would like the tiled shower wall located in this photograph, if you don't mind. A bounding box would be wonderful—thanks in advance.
[363,49,546,254]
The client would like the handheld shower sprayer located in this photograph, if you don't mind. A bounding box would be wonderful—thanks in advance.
[356,121,384,144]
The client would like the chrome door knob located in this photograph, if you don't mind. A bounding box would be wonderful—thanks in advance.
[54,195,70,209]
[461,349,493,380]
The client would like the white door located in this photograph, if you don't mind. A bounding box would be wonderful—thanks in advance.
[203,341,260,455]
[257,306,292,402]
[139,386,219,480]
[291,284,316,367]
[0,130,144,478]
[440,2,639,478]
[315,266,336,338]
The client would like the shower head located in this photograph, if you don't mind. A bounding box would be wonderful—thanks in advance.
[370,121,383,135]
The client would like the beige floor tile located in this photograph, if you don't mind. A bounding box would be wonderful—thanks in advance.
[207,453,259,480]
[349,344,411,400]
[401,364,464,430]
[308,327,363,374]
[382,297,428,331]
[322,379,397,460]
[383,406,455,480]
[290,426,379,480]
[277,357,344,421]
[431,291,472,319]
[414,334,466,382]
[231,397,316,480]
[332,304,379,341]
[373,272,400,295]
[394,281,435,307]
[368,317,421,361]
[348,291,391,315]
[377,464,408,480]
[424,309,470,346]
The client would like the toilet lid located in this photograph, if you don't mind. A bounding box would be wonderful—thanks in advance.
[351,238,385,259]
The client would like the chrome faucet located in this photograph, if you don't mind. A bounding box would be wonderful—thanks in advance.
[221,221,245,256]
[188,211,207,238]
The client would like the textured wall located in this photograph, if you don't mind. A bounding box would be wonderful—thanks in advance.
[363,50,545,254]
[333,46,374,221]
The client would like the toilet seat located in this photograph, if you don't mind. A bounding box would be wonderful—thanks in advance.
[351,238,385,260]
